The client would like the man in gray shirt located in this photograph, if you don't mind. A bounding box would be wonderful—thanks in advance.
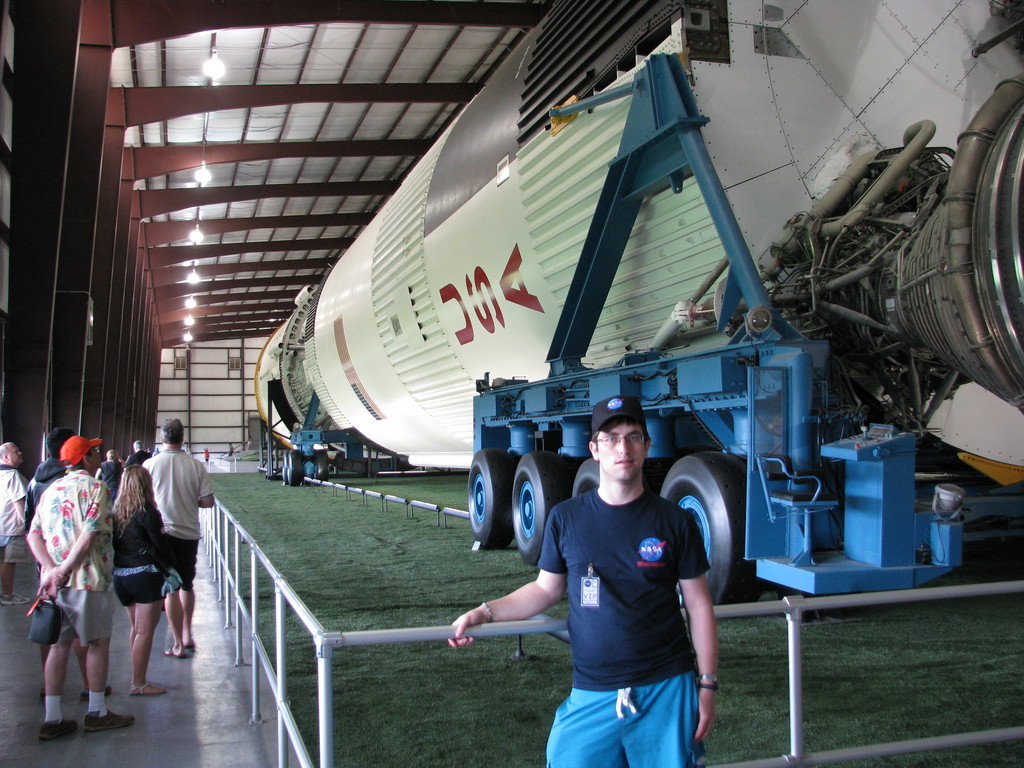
[143,419,214,657]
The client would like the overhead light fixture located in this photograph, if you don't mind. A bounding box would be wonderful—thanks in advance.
[187,263,201,284]
[189,224,204,244]
[194,161,212,186]
[183,331,193,343]
[184,315,195,327]
[202,50,226,80]
[185,295,197,309]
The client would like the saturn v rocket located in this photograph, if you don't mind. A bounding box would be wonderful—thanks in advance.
[257,0,1024,475]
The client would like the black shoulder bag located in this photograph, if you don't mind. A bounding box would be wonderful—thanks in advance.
[27,597,63,644]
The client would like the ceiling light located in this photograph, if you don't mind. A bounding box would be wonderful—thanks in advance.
[183,332,193,343]
[187,268,201,284]
[185,296,197,309]
[189,224,204,244]
[202,50,226,80]
[194,162,212,186]
[201,50,226,80]
[184,315,195,327]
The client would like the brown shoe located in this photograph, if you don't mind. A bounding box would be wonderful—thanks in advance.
[83,709,134,732]
[39,719,77,740]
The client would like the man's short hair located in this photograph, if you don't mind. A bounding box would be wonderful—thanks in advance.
[133,441,143,451]
[45,427,75,459]
[161,418,185,445]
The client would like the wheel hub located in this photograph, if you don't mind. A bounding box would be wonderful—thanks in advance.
[679,494,713,561]
[518,481,536,538]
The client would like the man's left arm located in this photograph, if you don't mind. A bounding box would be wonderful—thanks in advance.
[680,573,718,741]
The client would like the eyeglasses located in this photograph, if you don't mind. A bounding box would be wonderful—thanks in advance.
[595,433,646,446]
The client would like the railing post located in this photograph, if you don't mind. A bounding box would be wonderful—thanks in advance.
[229,526,240,643]
[318,636,335,768]
[276,582,288,768]
[207,506,218,572]
[785,595,806,765]
[249,545,263,725]
[222,512,231,604]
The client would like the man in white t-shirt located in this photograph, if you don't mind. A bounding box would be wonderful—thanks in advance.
[0,442,31,605]
[143,419,214,657]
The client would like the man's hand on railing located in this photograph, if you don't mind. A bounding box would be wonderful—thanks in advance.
[448,602,493,648]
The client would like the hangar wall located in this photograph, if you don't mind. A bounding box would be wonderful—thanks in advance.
[0,0,10,318]
[2,0,163,471]
[153,337,265,457]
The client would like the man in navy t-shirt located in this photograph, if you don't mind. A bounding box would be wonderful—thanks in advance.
[451,396,719,767]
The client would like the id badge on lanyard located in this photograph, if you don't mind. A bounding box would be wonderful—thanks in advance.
[581,563,600,607]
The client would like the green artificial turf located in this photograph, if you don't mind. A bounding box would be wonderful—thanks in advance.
[211,472,1024,768]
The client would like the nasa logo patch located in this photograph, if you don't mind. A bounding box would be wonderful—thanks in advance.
[607,397,624,410]
[638,537,666,562]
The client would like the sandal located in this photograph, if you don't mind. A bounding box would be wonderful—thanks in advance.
[130,682,166,696]
[163,648,188,659]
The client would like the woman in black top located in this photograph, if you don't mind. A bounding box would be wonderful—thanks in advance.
[112,466,178,695]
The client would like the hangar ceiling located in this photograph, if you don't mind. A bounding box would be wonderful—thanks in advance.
[110,0,548,346]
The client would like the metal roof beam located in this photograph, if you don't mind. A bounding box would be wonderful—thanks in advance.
[121,82,482,126]
[179,327,281,344]
[163,312,291,335]
[137,180,398,218]
[112,0,549,47]
[149,237,353,269]
[151,258,334,287]
[142,213,373,245]
[131,139,432,179]
[200,313,292,329]
[160,299,297,325]
[157,289,302,312]
[153,275,319,303]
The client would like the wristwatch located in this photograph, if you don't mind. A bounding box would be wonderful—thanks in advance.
[697,673,719,691]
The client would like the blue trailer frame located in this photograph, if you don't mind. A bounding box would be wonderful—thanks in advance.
[469,54,963,600]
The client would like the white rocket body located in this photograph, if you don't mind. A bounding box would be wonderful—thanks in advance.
[257,3,1024,467]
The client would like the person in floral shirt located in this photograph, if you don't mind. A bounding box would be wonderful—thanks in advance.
[27,435,134,740]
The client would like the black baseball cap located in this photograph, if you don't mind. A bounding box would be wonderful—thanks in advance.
[591,396,648,436]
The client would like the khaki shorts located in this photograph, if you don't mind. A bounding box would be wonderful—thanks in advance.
[55,589,115,643]
[1,535,32,564]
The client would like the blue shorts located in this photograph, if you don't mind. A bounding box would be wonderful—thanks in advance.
[546,672,704,768]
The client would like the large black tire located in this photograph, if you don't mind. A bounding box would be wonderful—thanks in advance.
[314,449,330,481]
[285,449,305,487]
[659,452,758,604]
[468,449,516,549]
[572,459,600,497]
[513,452,574,566]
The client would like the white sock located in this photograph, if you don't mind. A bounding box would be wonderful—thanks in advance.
[88,689,107,716]
[44,695,62,723]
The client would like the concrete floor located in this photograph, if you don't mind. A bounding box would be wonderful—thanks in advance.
[0,552,279,767]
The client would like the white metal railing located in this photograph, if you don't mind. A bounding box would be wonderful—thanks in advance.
[302,476,469,525]
[202,500,1024,768]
